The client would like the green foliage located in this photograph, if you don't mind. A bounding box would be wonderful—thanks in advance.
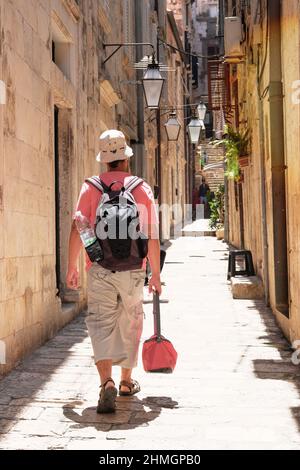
[209,184,225,230]
[213,126,250,180]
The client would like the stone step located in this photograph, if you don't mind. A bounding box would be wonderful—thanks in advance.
[231,276,264,300]
[182,230,216,237]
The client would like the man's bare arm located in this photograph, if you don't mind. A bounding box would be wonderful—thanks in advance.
[66,221,82,289]
[147,237,162,295]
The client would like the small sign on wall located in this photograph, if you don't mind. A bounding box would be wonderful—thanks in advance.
[0,80,6,105]
[0,340,6,365]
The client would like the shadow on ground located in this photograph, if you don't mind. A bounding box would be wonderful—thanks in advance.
[63,396,179,433]
[249,300,300,434]
[0,315,89,436]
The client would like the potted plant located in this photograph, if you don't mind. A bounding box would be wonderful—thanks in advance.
[213,126,250,180]
[209,184,225,238]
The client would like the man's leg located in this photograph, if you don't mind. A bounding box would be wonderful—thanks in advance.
[117,269,145,394]
[120,367,132,393]
[96,358,118,414]
[96,359,115,389]
[86,265,128,412]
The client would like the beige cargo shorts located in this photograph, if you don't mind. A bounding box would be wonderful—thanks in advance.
[86,264,145,368]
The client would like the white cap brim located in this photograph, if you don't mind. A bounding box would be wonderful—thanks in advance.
[96,144,133,162]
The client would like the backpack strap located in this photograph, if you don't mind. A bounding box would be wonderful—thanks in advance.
[86,175,143,194]
[124,176,143,193]
[85,176,110,193]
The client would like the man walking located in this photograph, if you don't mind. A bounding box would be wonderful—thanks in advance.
[66,130,161,413]
[198,178,210,205]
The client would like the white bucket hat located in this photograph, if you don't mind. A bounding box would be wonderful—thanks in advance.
[96,129,133,163]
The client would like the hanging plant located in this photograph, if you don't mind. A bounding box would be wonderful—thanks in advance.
[213,126,250,180]
[209,184,225,230]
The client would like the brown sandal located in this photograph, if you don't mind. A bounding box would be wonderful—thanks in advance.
[119,379,141,396]
[97,377,117,414]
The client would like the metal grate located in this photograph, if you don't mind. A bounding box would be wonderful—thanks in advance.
[208,60,232,120]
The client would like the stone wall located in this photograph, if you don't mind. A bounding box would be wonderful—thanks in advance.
[226,0,300,344]
[280,0,300,342]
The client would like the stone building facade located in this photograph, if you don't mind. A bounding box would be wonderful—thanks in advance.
[191,0,224,194]
[222,0,300,344]
[192,0,219,103]
[140,0,194,239]
[0,0,137,374]
[0,0,191,375]
[161,10,189,236]
[166,0,196,208]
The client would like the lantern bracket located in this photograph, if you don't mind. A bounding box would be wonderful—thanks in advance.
[103,43,156,65]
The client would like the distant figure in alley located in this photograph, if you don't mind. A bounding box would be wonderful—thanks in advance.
[199,178,210,218]
[198,178,210,205]
[66,130,161,413]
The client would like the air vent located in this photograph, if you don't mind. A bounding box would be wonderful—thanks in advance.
[224,16,244,63]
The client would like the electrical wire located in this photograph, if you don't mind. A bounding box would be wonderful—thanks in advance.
[144,105,199,124]
[158,37,222,61]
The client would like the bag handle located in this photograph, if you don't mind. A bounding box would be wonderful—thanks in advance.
[153,291,162,341]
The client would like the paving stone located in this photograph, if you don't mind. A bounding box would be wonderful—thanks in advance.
[0,396,12,405]
[64,425,112,439]
[12,418,69,437]
[0,405,44,420]
[0,419,19,434]
[41,406,131,426]
[0,433,70,450]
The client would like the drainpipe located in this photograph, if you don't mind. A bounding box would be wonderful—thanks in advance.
[238,184,245,249]
[156,19,163,241]
[134,0,145,177]
[267,0,288,313]
[257,50,270,307]
[156,107,162,240]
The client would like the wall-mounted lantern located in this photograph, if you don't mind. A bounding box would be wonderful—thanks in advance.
[164,112,181,141]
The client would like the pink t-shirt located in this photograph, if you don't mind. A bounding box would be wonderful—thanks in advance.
[74,172,159,271]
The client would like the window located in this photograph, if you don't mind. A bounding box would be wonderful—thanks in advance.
[51,14,73,82]
[208,60,231,118]
[208,46,218,56]
[224,0,229,16]
[232,0,237,15]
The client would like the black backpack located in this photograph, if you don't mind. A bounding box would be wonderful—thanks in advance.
[85,175,148,271]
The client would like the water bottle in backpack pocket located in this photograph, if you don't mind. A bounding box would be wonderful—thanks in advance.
[74,211,104,263]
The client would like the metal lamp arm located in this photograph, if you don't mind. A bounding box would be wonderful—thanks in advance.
[103,42,156,65]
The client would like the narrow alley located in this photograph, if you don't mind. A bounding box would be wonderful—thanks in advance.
[0,236,300,450]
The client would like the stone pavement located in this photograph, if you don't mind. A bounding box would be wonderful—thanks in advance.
[1,237,300,450]
[182,217,215,237]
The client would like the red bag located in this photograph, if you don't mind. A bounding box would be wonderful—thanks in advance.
[142,292,177,373]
